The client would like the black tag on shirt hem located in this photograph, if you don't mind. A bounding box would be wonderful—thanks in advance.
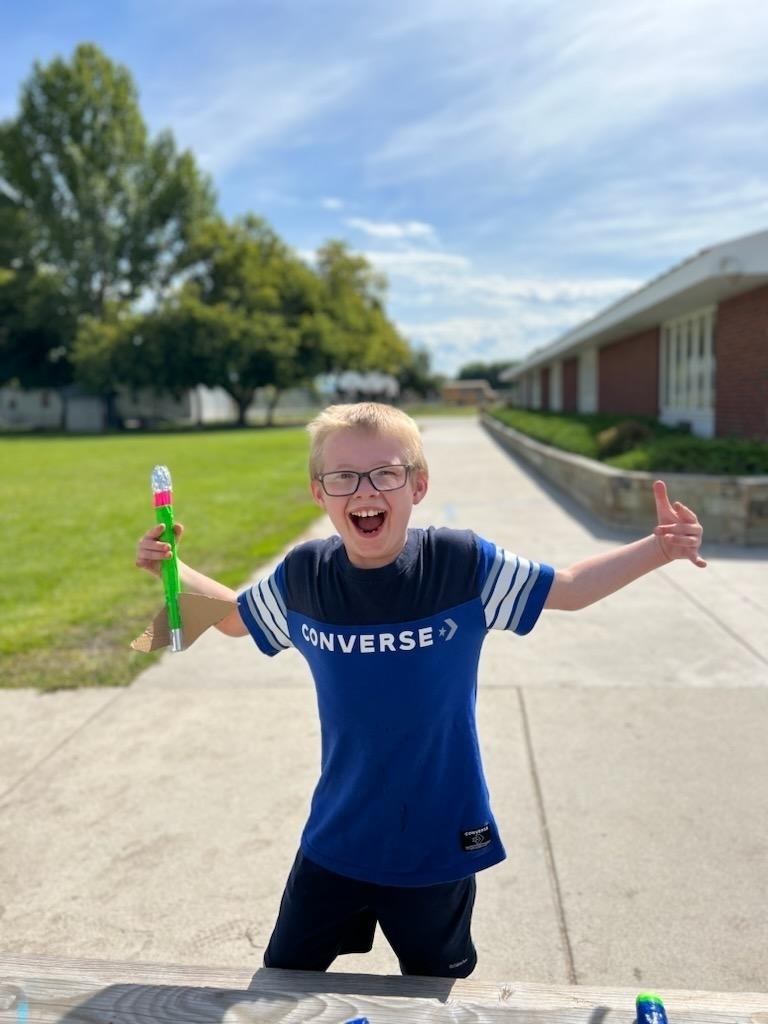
[460,823,492,851]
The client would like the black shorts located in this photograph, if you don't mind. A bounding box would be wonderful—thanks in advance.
[263,849,478,978]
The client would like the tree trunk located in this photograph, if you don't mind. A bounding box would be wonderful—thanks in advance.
[265,388,281,426]
[103,391,122,430]
[58,389,69,431]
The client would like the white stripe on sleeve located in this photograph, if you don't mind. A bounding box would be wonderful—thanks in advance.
[483,551,539,631]
[244,576,292,651]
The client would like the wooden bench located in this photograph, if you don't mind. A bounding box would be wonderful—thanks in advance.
[1,954,765,1023]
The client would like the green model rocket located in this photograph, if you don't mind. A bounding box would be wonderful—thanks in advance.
[151,464,184,652]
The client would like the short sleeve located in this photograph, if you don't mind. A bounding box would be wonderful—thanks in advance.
[474,535,554,635]
[237,561,293,656]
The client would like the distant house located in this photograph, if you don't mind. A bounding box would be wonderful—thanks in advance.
[0,385,199,432]
[0,385,312,432]
[441,379,498,406]
[501,228,768,441]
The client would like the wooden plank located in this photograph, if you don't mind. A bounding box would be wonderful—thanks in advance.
[1,954,766,1024]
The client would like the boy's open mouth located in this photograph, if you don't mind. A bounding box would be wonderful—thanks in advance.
[350,509,386,535]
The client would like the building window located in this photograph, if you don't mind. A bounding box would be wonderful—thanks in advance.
[660,306,715,436]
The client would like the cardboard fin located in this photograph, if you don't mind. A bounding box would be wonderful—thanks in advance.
[130,593,237,653]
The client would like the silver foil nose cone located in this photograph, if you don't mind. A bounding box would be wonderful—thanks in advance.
[151,464,173,493]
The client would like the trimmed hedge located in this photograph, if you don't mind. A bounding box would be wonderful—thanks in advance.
[488,408,768,475]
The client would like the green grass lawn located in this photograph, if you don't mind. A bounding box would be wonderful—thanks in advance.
[0,428,321,690]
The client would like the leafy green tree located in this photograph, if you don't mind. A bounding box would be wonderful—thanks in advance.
[69,310,130,396]
[189,215,335,424]
[0,265,77,413]
[0,43,215,411]
[397,347,440,399]
[315,240,412,381]
[124,216,330,426]
[72,298,222,426]
[456,360,517,390]
[0,185,81,424]
[0,183,29,269]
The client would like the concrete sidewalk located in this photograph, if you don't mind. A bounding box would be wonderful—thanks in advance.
[1,417,766,992]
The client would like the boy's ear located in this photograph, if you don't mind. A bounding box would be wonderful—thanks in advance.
[310,478,326,508]
[412,470,429,505]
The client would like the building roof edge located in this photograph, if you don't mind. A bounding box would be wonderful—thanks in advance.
[502,227,768,380]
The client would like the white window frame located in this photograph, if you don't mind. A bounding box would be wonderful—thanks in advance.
[659,306,715,438]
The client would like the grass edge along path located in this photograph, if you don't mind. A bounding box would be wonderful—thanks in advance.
[0,428,321,691]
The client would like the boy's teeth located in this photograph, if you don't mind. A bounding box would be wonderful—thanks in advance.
[352,510,381,517]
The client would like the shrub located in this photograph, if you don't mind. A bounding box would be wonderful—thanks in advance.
[489,407,767,475]
[609,437,768,475]
[596,419,655,458]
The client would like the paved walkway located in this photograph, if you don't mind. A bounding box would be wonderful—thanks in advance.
[1,417,766,991]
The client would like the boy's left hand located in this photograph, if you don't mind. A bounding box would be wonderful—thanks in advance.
[653,479,707,568]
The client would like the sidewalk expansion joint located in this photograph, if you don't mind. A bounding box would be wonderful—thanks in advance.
[516,685,578,984]
[0,689,128,806]
[659,570,768,670]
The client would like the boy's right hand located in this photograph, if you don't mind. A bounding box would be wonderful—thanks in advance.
[135,522,184,576]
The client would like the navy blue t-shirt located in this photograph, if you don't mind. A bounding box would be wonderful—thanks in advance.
[237,527,554,886]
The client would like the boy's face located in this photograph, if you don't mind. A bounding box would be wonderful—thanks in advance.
[311,427,428,569]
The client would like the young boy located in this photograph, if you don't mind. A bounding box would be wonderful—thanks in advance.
[135,402,705,978]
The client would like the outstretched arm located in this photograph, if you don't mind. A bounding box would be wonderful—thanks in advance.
[545,480,705,612]
[136,523,248,636]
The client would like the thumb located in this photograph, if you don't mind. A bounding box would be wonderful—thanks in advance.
[653,479,674,523]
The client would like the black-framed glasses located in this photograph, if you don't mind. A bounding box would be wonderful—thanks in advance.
[316,463,412,497]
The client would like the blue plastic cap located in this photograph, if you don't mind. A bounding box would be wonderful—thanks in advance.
[636,993,668,1024]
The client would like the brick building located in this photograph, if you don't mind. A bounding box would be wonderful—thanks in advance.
[502,229,768,441]
[441,379,498,406]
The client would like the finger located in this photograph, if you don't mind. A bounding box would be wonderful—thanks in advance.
[654,526,707,568]
[139,528,168,550]
[658,537,701,554]
[136,528,172,563]
[138,544,170,560]
[150,521,183,541]
[135,544,163,568]
[655,527,703,548]
[672,500,699,524]
[143,522,183,547]
[653,479,674,520]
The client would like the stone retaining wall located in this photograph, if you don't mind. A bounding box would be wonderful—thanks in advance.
[481,414,768,546]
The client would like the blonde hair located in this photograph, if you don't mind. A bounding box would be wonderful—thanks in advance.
[307,402,428,479]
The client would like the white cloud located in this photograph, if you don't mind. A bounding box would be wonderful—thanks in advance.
[543,175,768,262]
[346,218,437,241]
[155,58,365,174]
[368,0,768,182]
[321,197,344,211]
[359,245,643,375]
[365,249,470,273]
[303,235,635,374]
[398,310,585,376]
[364,246,640,311]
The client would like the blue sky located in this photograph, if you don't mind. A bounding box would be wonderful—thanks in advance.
[3,0,768,376]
